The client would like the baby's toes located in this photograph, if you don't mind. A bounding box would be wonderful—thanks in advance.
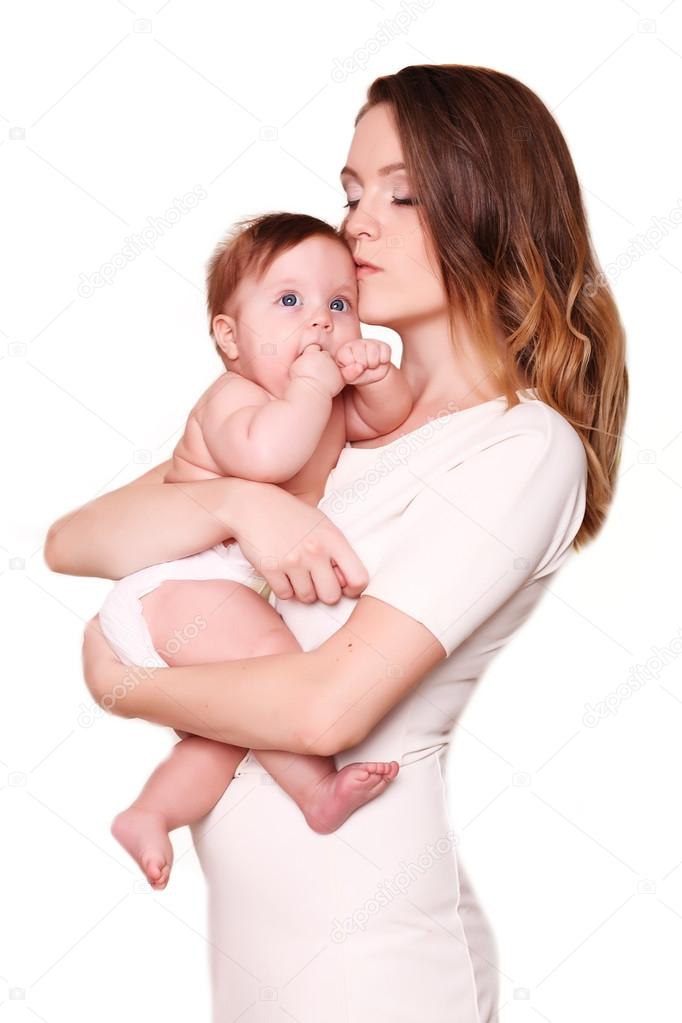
[142,854,164,884]
[153,867,170,891]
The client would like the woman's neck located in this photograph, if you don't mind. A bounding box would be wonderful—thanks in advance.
[397,309,527,412]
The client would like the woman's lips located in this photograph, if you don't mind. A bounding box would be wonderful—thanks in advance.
[356,264,382,278]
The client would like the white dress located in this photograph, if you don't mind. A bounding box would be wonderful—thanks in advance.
[190,388,587,1022]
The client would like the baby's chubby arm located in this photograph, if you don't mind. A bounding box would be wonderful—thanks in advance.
[199,346,345,482]
[336,339,413,442]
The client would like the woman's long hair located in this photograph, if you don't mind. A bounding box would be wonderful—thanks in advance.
[350,65,628,549]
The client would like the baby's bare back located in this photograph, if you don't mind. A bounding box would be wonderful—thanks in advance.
[165,371,347,507]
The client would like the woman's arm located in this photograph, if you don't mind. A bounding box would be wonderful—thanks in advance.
[44,464,369,603]
[44,459,246,579]
[82,596,445,756]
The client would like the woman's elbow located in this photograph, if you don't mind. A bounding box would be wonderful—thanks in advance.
[44,521,68,574]
[299,693,367,758]
[44,516,89,576]
[83,667,135,720]
[81,617,135,720]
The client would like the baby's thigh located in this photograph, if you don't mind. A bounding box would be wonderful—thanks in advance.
[140,579,299,667]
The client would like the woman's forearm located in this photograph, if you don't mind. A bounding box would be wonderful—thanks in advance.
[45,468,248,580]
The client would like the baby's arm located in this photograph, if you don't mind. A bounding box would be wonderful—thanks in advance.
[336,338,413,441]
[200,347,344,482]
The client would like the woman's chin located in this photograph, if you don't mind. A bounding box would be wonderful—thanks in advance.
[357,301,392,328]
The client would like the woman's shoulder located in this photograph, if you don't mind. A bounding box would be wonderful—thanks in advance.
[468,392,587,482]
[423,392,588,510]
[505,394,587,473]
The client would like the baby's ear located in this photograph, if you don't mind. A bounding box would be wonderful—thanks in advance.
[213,314,239,361]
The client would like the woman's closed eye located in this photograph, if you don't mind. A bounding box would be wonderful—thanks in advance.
[343,196,417,209]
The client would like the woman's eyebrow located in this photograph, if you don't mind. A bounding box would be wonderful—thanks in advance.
[340,162,406,183]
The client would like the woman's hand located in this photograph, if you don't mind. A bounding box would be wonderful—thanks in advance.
[231,480,368,605]
[45,460,368,604]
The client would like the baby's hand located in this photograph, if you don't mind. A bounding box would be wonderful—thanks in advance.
[290,343,344,398]
[335,339,393,387]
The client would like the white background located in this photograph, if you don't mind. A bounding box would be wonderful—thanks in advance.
[2,0,681,1019]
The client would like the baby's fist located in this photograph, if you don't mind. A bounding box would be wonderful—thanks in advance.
[335,339,392,387]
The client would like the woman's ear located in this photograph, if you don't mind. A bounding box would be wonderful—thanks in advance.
[213,314,240,362]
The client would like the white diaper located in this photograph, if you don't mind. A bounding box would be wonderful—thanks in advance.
[98,540,276,668]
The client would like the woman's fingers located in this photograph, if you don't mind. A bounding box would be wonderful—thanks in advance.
[327,534,369,597]
[309,557,344,605]
[260,567,294,601]
[232,484,368,604]
[284,566,318,603]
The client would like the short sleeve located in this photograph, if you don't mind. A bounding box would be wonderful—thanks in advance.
[362,409,587,657]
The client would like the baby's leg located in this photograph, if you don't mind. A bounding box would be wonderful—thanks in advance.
[143,576,400,830]
[141,578,401,833]
[112,580,277,888]
[113,579,397,888]
[257,747,400,835]
[112,735,246,890]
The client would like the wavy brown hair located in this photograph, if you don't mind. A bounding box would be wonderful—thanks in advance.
[346,65,628,549]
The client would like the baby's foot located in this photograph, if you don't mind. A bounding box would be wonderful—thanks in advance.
[303,761,400,835]
[111,807,173,890]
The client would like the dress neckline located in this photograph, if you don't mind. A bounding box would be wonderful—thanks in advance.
[345,387,538,453]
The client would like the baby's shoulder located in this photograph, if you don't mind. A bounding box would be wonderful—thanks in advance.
[191,371,271,427]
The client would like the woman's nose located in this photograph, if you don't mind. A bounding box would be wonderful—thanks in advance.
[344,203,380,243]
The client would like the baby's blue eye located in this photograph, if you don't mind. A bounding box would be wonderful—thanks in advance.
[330,297,351,312]
[280,293,300,307]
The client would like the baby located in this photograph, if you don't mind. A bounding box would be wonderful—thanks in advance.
[98,211,415,889]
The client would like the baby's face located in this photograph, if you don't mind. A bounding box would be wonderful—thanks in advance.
[226,236,360,395]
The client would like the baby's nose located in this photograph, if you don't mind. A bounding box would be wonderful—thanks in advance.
[309,307,332,329]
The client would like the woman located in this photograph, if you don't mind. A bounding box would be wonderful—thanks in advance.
[46,65,627,1021]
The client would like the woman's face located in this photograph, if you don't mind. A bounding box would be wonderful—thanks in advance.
[340,102,446,330]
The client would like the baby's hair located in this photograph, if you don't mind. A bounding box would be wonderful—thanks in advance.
[206,211,352,365]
